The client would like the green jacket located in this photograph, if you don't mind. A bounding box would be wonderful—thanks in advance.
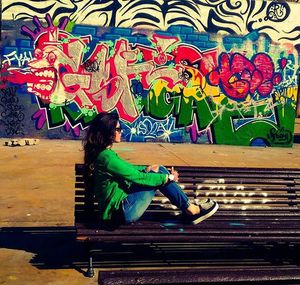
[94,148,167,220]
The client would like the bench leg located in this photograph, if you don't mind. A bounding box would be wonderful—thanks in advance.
[86,254,94,278]
[84,243,94,278]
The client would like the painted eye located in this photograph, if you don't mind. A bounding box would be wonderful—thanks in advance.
[47,52,57,65]
[34,49,43,59]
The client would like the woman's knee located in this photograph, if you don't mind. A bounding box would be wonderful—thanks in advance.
[158,165,170,174]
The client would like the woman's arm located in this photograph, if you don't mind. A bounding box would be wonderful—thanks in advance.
[98,150,168,187]
[146,165,179,182]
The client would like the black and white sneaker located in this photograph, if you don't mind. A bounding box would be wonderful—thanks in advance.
[195,198,213,207]
[188,199,219,225]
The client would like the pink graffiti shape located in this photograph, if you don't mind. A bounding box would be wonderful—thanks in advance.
[253,54,275,97]
[279,58,287,70]
[208,53,250,100]
[72,126,81,137]
[207,53,282,101]
[186,118,199,143]
[273,73,282,85]
[64,121,81,137]
[32,109,46,129]
[64,122,71,132]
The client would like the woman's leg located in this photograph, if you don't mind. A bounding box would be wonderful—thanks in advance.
[122,185,156,223]
[156,166,191,212]
[122,166,189,223]
[157,166,219,224]
[122,166,218,224]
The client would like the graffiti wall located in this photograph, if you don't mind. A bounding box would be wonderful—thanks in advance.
[1,0,300,146]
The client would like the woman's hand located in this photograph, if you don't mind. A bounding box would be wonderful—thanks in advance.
[170,167,179,182]
[146,164,159,172]
[147,165,179,183]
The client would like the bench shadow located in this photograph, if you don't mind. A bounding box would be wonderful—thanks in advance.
[0,226,87,275]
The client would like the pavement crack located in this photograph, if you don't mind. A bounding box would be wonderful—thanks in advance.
[158,144,190,166]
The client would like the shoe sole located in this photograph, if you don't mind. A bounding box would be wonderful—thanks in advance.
[192,202,219,225]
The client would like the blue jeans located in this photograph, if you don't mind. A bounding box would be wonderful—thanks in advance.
[121,166,191,223]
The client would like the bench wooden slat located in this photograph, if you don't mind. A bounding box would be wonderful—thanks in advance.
[77,234,300,243]
[75,165,300,176]
[75,195,297,203]
[75,206,297,215]
[180,177,295,185]
[77,223,300,232]
[98,267,300,285]
[76,185,295,194]
[172,166,300,174]
[176,172,300,179]
[75,213,300,225]
[180,184,294,190]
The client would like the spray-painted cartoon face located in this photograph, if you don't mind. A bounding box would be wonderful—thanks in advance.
[27,30,88,105]
[7,29,90,105]
[26,46,58,102]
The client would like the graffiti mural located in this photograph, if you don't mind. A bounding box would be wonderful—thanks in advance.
[0,12,298,146]
[2,0,300,146]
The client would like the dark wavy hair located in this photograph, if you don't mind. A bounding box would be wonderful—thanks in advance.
[82,112,119,177]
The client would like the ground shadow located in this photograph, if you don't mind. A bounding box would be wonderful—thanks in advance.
[0,226,88,275]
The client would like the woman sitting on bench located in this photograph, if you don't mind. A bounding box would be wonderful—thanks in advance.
[82,112,218,225]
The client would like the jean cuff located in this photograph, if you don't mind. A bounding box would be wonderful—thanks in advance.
[184,200,191,210]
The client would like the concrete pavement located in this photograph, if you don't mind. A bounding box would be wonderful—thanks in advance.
[1,139,300,284]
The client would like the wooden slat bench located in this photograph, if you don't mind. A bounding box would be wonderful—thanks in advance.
[75,164,300,282]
